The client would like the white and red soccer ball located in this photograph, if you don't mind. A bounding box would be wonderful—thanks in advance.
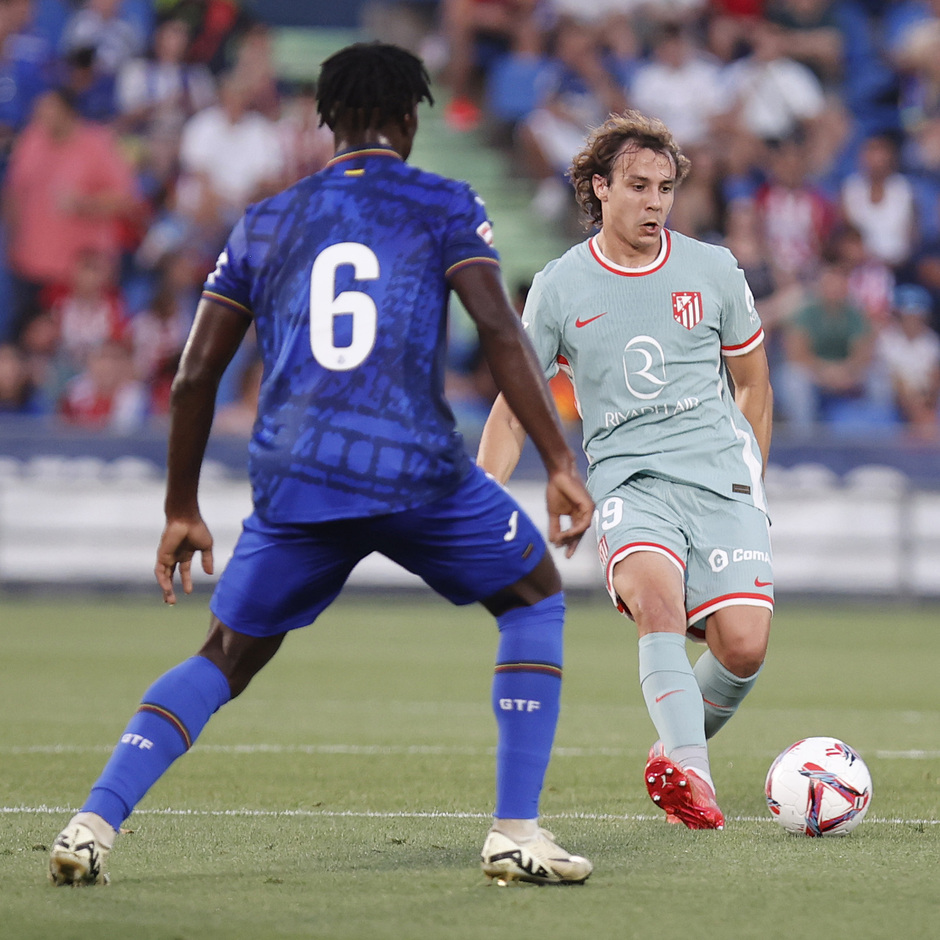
[765,736,873,836]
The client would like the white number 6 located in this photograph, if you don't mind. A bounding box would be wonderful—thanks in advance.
[310,242,379,371]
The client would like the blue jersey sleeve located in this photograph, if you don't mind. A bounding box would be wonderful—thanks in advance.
[202,217,254,317]
[442,183,500,279]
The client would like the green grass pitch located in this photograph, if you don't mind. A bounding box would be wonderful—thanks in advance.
[1,593,938,939]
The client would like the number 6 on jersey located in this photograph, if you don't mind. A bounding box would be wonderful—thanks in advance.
[310,241,379,370]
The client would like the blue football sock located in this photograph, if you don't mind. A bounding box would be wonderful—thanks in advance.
[694,649,761,739]
[638,632,706,753]
[491,593,565,820]
[82,656,231,830]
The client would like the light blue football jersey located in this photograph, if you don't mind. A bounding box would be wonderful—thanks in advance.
[522,230,767,512]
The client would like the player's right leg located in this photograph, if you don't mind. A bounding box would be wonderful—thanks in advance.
[610,550,724,830]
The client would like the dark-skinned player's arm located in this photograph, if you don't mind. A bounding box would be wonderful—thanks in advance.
[155,299,252,604]
[450,264,593,557]
[726,343,773,477]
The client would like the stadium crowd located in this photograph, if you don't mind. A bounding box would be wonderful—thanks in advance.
[1,0,939,441]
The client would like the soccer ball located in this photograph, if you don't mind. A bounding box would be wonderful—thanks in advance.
[765,736,873,836]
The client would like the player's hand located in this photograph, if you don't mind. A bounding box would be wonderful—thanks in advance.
[545,469,594,558]
[154,515,215,605]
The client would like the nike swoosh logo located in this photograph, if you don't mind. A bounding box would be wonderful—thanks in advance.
[575,312,607,328]
[754,578,773,588]
[655,689,682,703]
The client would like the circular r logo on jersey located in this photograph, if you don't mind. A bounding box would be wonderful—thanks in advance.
[623,335,668,400]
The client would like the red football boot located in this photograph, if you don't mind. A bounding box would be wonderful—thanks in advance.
[645,743,725,830]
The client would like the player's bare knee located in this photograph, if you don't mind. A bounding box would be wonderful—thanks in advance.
[629,591,686,634]
[714,634,767,677]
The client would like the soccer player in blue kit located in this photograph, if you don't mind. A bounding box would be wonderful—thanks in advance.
[48,43,595,887]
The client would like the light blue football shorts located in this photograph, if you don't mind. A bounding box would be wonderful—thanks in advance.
[593,474,774,640]
[210,465,547,637]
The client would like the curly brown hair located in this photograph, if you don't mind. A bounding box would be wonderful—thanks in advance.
[568,110,692,227]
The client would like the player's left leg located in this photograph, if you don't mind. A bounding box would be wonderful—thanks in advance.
[481,558,591,885]
[378,467,590,883]
[695,605,771,739]
[50,514,363,886]
[683,492,773,742]
[49,626,283,886]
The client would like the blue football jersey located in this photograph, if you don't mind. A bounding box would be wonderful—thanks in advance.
[202,145,500,522]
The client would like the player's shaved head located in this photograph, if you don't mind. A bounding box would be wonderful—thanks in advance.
[569,110,691,227]
[316,42,434,134]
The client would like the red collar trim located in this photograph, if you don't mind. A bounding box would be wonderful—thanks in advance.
[589,231,671,276]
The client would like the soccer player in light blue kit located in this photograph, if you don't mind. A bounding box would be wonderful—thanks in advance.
[479,111,774,829]
[48,43,595,887]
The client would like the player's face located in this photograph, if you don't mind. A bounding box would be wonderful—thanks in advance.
[592,146,676,264]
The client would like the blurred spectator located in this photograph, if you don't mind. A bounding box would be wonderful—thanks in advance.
[17,305,57,408]
[831,222,895,328]
[516,17,627,221]
[753,133,838,287]
[0,0,55,173]
[60,0,145,78]
[2,86,140,340]
[47,246,127,380]
[276,80,334,186]
[840,131,917,270]
[777,255,880,430]
[666,141,725,242]
[894,17,940,175]
[56,43,117,123]
[160,0,254,74]
[714,17,845,176]
[876,282,940,439]
[722,197,804,365]
[764,0,844,88]
[836,0,902,147]
[57,336,147,431]
[0,339,42,412]
[175,70,284,246]
[479,4,548,141]
[629,21,724,149]
[129,250,195,414]
[228,21,279,119]
[440,0,542,132]
[212,353,260,436]
[115,15,216,140]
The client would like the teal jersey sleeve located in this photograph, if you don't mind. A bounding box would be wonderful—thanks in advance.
[716,250,764,356]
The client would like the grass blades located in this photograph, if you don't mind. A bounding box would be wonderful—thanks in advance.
[1,595,938,939]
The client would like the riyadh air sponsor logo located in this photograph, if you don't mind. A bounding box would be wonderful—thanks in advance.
[672,292,703,330]
[709,547,772,573]
[623,335,668,399]
[605,397,700,426]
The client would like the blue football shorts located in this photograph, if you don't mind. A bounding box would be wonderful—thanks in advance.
[210,465,548,637]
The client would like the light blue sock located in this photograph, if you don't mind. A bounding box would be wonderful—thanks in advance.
[492,593,565,820]
[694,649,761,739]
[638,632,705,753]
[82,656,231,829]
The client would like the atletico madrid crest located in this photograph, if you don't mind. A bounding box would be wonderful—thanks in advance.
[672,291,703,330]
